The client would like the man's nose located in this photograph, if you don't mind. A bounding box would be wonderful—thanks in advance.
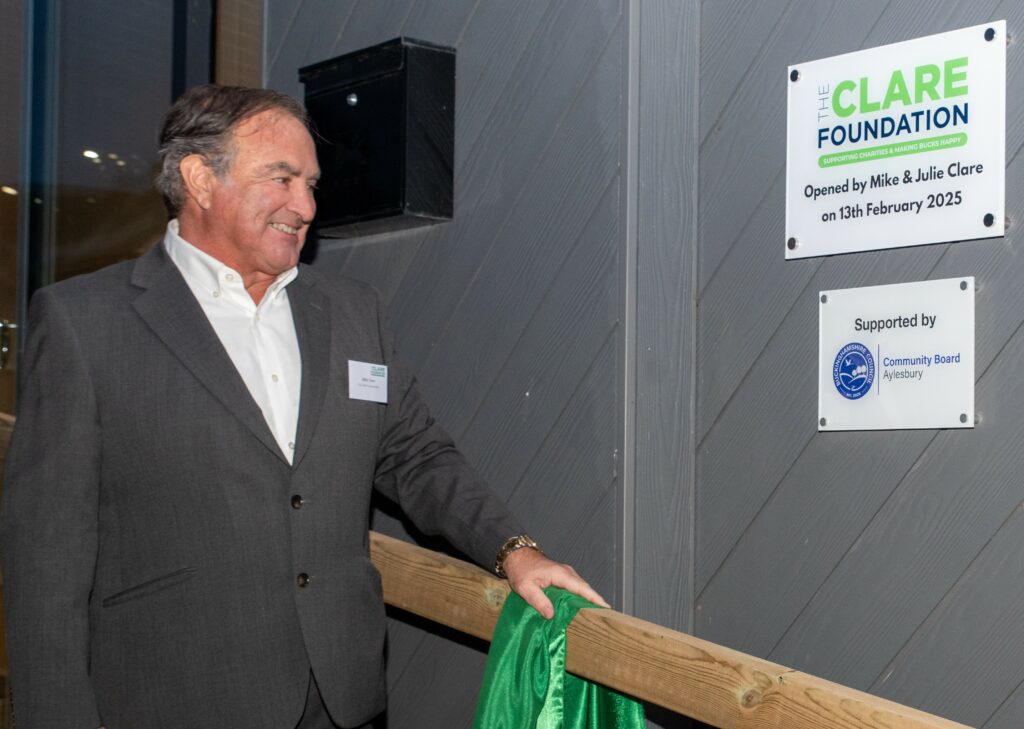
[291,185,316,223]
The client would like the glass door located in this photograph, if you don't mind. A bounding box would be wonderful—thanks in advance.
[10,0,213,415]
[0,0,23,415]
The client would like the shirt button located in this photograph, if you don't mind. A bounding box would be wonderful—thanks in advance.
[212,291,220,298]
[291,494,304,509]
[272,374,279,382]
[225,273,234,281]
[254,313,261,321]
[288,441,295,450]
[297,573,310,587]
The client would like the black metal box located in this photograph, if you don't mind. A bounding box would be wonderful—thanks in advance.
[299,37,455,238]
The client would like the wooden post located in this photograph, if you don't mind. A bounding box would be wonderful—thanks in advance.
[215,0,264,88]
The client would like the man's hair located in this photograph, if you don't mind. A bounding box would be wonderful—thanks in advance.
[156,84,311,217]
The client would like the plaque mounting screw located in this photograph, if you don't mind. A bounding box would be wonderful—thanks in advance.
[984,213,995,227]
[819,417,827,427]
[346,93,359,106]
[820,294,828,303]
[787,237,798,250]
[960,413,968,423]
[960,280,968,291]
[790,69,800,82]
[985,27,996,41]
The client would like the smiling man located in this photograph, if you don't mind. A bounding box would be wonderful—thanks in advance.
[1,85,604,729]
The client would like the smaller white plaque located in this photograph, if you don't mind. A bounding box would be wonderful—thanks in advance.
[818,277,974,431]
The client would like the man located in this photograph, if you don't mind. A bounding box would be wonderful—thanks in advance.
[1,85,605,729]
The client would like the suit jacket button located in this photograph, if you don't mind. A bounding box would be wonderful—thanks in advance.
[297,573,310,587]
[291,495,304,509]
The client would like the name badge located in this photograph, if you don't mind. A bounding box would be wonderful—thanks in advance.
[348,360,388,403]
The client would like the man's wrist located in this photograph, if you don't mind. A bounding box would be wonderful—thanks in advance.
[494,534,542,578]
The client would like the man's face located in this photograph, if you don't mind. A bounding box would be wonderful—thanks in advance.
[205,109,320,281]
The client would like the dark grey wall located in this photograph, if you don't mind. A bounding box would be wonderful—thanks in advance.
[695,3,1024,728]
[267,2,633,727]
[266,1,1024,728]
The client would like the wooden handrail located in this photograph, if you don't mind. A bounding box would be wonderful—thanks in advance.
[369,530,973,729]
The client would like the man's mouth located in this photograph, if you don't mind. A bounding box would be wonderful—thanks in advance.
[269,222,299,235]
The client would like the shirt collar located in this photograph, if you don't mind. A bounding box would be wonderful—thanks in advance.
[162,219,298,306]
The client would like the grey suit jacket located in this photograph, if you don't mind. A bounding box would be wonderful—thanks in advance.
[1,243,523,729]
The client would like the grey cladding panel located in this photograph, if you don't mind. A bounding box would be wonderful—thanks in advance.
[770,323,1024,691]
[359,0,562,364]
[315,1,562,358]
[266,0,355,99]
[985,682,1024,729]
[415,44,623,437]
[388,0,623,371]
[384,632,487,728]
[695,173,812,440]
[447,0,558,159]
[330,0,419,56]
[319,233,426,309]
[508,336,619,594]
[400,0,481,45]
[699,145,1024,695]
[764,141,1024,690]
[456,183,620,495]
[695,0,1009,439]
[698,0,888,291]
[695,428,937,658]
[868,505,1024,726]
[632,0,699,632]
[699,0,790,143]
[343,1,601,373]
[695,244,945,594]
[696,18,1024,597]
[997,2,1024,154]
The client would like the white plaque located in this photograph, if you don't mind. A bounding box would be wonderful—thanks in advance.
[787,22,1005,259]
[818,277,974,431]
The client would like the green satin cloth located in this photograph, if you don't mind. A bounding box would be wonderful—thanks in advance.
[473,587,645,729]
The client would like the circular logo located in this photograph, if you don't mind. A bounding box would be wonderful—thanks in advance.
[833,342,874,400]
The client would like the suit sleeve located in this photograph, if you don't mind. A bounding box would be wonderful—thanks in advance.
[1,287,103,728]
[369,292,525,571]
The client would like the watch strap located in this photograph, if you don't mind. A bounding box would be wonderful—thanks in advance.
[494,534,542,578]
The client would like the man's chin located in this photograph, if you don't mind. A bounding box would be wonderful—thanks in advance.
[265,239,303,272]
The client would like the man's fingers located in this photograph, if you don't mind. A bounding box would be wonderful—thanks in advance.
[503,549,611,616]
[535,561,610,609]
[573,581,611,609]
[517,581,555,620]
[549,570,610,609]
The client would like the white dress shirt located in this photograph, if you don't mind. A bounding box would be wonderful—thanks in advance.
[163,220,302,464]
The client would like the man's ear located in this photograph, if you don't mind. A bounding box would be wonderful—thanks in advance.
[179,154,216,210]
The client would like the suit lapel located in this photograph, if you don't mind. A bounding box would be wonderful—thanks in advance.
[288,271,331,469]
[130,245,289,463]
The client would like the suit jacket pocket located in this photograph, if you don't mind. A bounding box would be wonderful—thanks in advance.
[101,566,198,608]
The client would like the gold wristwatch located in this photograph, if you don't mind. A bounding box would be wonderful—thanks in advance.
[494,534,542,578]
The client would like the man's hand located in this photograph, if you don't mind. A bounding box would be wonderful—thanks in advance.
[501,547,610,619]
